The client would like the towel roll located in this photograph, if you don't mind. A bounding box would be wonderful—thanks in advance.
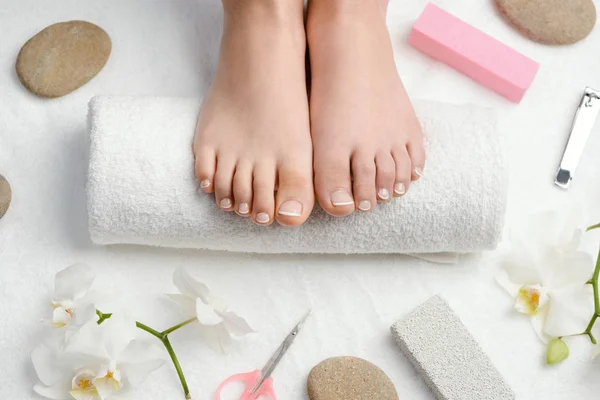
[87,96,506,254]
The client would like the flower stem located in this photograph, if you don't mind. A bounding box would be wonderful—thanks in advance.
[135,320,194,399]
[579,244,600,344]
[162,318,197,336]
[96,310,193,399]
[163,336,191,400]
[136,321,164,339]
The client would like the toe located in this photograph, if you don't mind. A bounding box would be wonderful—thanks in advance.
[233,161,253,217]
[392,147,412,197]
[194,146,216,193]
[252,162,276,225]
[351,154,377,212]
[407,130,426,181]
[314,156,354,217]
[375,152,395,202]
[214,155,236,211]
[275,163,314,226]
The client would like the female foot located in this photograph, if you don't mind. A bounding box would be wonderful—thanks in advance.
[194,0,314,226]
[307,0,426,216]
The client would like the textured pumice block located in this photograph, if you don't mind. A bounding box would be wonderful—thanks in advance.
[409,3,539,103]
[391,296,515,400]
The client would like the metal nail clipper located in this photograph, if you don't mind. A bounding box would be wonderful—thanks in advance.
[555,87,600,189]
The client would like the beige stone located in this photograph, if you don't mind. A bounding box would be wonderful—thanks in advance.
[0,174,11,219]
[496,0,596,45]
[16,21,111,98]
[307,356,398,400]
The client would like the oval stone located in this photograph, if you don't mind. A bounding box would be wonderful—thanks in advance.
[307,356,398,400]
[496,0,597,45]
[0,174,12,219]
[16,21,111,98]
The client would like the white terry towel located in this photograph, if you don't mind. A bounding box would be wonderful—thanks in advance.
[87,96,506,254]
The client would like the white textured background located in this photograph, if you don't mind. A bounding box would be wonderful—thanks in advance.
[1,0,600,399]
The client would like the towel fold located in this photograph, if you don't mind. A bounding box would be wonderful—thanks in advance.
[86,96,506,254]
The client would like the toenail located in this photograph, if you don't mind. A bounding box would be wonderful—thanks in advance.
[256,213,270,224]
[358,200,371,211]
[331,190,354,207]
[394,182,406,195]
[238,203,250,215]
[220,198,232,209]
[378,188,390,200]
[414,166,424,177]
[278,200,303,217]
[200,179,211,189]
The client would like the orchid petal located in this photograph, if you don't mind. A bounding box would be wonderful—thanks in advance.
[501,243,544,285]
[32,340,64,386]
[94,376,121,399]
[545,251,594,289]
[34,380,73,400]
[544,285,594,337]
[495,272,521,297]
[53,264,95,304]
[220,311,255,336]
[166,294,196,317]
[531,304,551,344]
[196,298,223,325]
[69,387,100,400]
[198,324,232,353]
[99,313,137,360]
[173,267,210,301]
[120,341,165,387]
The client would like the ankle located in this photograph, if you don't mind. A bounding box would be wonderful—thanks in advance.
[223,0,304,24]
[306,0,387,40]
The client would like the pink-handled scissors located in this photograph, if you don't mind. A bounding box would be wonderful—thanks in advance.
[215,311,311,400]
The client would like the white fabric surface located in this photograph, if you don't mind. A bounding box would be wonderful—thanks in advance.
[1,1,600,399]
[87,96,505,254]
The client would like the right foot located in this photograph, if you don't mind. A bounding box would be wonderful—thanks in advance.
[193,0,314,227]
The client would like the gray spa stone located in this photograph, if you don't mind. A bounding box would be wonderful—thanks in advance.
[391,296,515,400]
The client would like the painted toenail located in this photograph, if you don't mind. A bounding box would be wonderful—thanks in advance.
[331,190,354,207]
[220,198,232,209]
[256,213,270,224]
[378,188,390,200]
[358,200,371,211]
[238,203,250,214]
[200,179,211,189]
[278,200,303,217]
[394,182,406,195]
[414,167,424,177]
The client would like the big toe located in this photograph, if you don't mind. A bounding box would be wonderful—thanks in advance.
[275,163,314,227]
[314,154,354,217]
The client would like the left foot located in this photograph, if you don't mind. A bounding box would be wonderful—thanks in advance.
[307,0,426,217]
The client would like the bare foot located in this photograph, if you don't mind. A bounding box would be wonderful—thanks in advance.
[194,0,314,226]
[307,0,426,216]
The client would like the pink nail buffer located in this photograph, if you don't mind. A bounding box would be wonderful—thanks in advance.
[409,3,539,103]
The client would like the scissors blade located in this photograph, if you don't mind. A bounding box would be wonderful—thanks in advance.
[249,310,311,395]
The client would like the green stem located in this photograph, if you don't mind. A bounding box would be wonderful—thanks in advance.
[96,310,193,399]
[163,336,191,400]
[587,222,600,232]
[578,245,600,344]
[162,318,197,336]
[135,321,164,339]
[135,321,193,399]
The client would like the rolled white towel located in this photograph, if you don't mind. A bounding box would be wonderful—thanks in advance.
[87,96,506,254]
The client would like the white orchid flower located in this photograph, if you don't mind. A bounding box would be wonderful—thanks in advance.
[496,209,596,342]
[48,264,97,330]
[32,313,165,400]
[167,267,254,352]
